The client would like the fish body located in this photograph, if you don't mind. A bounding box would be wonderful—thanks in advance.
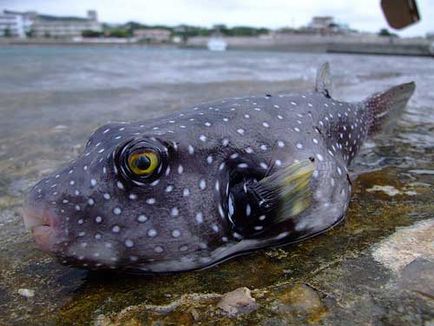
[23,64,415,273]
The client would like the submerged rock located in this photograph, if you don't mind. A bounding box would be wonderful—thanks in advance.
[217,287,258,316]
[272,284,327,324]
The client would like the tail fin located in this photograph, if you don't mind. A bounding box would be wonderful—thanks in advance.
[365,82,415,135]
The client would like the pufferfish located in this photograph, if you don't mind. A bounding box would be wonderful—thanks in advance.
[23,63,415,273]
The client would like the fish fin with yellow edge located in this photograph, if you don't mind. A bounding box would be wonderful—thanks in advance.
[227,159,315,237]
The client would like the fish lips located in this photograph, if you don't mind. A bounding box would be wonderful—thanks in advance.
[22,200,67,254]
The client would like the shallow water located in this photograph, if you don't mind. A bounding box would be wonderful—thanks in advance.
[0,47,433,325]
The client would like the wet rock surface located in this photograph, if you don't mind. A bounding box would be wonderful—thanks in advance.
[0,49,433,325]
[217,287,257,316]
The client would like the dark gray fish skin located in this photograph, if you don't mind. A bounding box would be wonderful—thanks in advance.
[23,64,415,273]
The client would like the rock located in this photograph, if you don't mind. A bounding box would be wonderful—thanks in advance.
[372,219,434,273]
[366,184,419,197]
[367,185,401,196]
[274,284,327,323]
[398,258,434,296]
[17,288,35,298]
[217,287,257,316]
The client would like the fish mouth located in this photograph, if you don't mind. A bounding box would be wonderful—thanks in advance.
[22,204,62,253]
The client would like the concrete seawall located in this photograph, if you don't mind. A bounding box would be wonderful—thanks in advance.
[186,34,434,57]
[1,34,432,57]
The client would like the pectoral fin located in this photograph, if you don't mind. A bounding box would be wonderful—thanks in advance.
[227,159,315,237]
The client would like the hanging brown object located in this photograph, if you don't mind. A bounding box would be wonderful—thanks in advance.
[381,0,420,29]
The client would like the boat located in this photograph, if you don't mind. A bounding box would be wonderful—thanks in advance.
[207,36,227,51]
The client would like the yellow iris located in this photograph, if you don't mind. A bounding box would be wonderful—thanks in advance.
[127,150,159,176]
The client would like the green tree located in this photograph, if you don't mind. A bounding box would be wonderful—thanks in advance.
[3,28,11,38]
[81,30,103,37]
[378,28,398,37]
[25,29,34,38]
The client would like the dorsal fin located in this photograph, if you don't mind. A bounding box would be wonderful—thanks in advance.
[315,62,332,98]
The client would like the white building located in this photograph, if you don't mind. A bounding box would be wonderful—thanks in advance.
[308,16,335,31]
[133,28,171,43]
[0,10,102,39]
[31,10,102,38]
[0,10,32,38]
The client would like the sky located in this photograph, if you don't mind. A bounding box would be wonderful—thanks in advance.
[1,0,433,37]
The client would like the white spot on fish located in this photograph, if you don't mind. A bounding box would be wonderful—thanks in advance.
[146,198,156,205]
[125,239,134,248]
[246,204,251,216]
[137,215,148,223]
[148,229,157,237]
[170,207,179,217]
[195,212,204,224]
[171,230,181,238]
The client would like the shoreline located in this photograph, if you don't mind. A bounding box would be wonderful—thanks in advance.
[0,35,433,57]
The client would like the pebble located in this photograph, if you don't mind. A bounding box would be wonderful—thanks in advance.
[217,287,257,316]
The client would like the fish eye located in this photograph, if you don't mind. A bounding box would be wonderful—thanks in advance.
[127,150,159,176]
[117,139,168,185]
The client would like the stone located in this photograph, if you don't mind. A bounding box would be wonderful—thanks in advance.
[274,284,327,323]
[217,287,258,316]
[372,219,434,273]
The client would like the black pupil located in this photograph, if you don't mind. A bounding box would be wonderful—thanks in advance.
[134,155,151,170]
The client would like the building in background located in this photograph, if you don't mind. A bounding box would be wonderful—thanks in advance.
[0,10,33,38]
[133,28,171,43]
[31,10,102,38]
[304,16,351,34]
[0,9,102,38]
[308,16,334,31]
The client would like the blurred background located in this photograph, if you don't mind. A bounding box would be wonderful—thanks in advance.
[0,1,433,325]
